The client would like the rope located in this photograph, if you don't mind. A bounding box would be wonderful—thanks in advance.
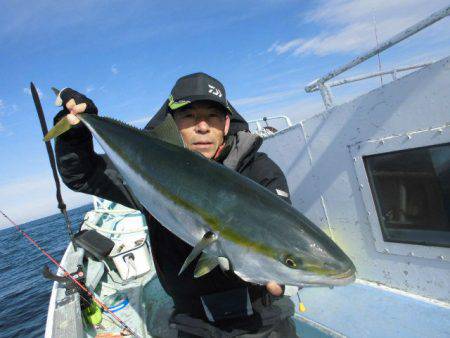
[0,210,140,337]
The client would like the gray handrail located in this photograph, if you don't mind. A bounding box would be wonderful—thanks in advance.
[305,6,450,94]
[307,62,434,92]
[248,115,293,132]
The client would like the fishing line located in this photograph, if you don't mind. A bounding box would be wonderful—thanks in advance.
[0,210,140,338]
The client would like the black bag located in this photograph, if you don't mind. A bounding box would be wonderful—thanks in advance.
[170,295,296,338]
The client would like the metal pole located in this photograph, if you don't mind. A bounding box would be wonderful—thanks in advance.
[392,70,398,80]
[308,62,433,92]
[318,83,334,110]
[372,13,384,86]
[305,5,450,93]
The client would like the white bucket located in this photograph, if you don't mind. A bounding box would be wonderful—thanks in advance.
[109,236,152,280]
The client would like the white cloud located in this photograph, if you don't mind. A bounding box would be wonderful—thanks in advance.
[0,100,19,134]
[268,38,303,55]
[23,86,44,98]
[0,100,19,116]
[0,100,4,121]
[111,64,119,75]
[232,89,304,107]
[269,0,450,56]
[86,85,95,93]
[0,174,91,228]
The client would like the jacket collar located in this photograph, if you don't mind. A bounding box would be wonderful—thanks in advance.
[219,131,262,171]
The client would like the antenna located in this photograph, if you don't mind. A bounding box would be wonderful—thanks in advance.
[372,13,383,85]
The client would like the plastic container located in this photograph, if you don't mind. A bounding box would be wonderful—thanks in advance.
[109,236,152,280]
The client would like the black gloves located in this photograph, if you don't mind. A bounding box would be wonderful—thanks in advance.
[53,88,98,141]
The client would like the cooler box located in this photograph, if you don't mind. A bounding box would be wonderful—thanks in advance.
[109,236,152,280]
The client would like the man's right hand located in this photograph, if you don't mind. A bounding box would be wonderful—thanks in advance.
[55,88,98,125]
[53,88,98,140]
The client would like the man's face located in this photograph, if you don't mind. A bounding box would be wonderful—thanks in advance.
[173,101,230,159]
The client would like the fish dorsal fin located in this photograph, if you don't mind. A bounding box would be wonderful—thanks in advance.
[194,253,220,278]
[147,114,185,147]
[178,231,218,276]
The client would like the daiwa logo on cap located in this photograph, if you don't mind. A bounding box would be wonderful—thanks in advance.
[208,84,222,98]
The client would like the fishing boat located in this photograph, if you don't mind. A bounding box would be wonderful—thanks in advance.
[45,6,449,338]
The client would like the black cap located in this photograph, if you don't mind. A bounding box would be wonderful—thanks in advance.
[168,72,231,113]
[145,72,249,135]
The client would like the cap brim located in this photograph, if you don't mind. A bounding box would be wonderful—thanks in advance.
[170,95,231,114]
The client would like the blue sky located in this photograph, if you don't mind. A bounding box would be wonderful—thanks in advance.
[1,0,449,227]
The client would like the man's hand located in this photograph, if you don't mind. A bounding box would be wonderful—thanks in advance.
[266,281,283,297]
[52,88,98,141]
[56,88,98,125]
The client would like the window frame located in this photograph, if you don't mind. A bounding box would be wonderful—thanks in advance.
[349,124,450,261]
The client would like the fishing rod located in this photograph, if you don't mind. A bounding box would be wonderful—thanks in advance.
[30,82,76,247]
[0,210,140,337]
[27,83,140,336]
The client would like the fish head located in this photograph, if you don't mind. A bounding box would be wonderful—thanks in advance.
[224,217,356,287]
[264,210,357,287]
[272,239,356,286]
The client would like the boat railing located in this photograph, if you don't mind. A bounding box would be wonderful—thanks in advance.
[248,115,293,137]
[305,5,450,110]
[306,62,434,93]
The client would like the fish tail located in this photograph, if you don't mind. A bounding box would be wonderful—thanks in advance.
[43,116,74,141]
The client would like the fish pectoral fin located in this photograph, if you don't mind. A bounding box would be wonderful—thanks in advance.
[217,256,230,271]
[148,114,185,148]
[178,231,218,276]
[44,116,73,141]
[194,253,219,278]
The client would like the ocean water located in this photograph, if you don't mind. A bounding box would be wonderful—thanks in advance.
[0,204,92,338]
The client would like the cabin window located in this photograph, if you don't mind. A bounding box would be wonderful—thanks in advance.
[364,143,450,248]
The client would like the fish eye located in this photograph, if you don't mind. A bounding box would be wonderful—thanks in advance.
[286,257,296,268]
[282,254,301,269]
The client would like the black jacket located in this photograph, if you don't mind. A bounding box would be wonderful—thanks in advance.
[54,108,291,318]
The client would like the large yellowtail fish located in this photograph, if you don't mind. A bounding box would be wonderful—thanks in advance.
[46,99,356,287]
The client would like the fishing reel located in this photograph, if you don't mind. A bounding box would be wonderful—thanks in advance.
[43,264,91,308]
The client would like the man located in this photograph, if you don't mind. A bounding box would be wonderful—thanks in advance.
[55,72,297,337]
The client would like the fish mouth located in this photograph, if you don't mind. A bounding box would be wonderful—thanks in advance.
[331,267,355,279]
[325,267,356,285]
